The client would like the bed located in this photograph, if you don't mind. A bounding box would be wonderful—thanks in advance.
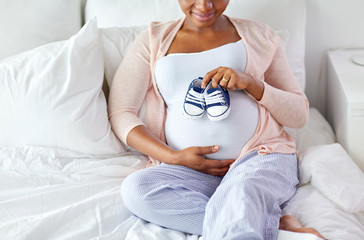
[1,0,364,239]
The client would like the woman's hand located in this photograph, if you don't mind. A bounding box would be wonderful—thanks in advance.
[172,145,235,176]
[126,126,233,176]
[201,66,264,101]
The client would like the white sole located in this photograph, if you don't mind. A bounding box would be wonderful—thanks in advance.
[207,107,230,121]
[183,110,205,119]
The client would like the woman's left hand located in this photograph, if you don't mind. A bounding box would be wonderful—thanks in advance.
[201,66,250,90]
[201,66,264,101]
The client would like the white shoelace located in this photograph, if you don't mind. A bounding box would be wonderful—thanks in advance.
[186,89,205,106]
[205,91,226,105]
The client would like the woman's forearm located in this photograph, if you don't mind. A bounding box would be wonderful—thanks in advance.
[245,75,265,101]
[126,125,177,164]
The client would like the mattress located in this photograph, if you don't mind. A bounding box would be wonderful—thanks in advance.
[1,108,364,240]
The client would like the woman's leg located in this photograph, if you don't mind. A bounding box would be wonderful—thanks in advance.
[279,215,327,239]
[203,152,299,240]
[121,163,222,235]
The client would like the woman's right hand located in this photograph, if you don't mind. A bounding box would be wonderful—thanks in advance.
[173,145,235,176]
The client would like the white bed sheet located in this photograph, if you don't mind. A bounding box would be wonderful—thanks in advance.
[1,108,364,240]
[0,147,148,240]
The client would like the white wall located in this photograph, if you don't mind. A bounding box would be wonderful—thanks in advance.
[305,0,364,117]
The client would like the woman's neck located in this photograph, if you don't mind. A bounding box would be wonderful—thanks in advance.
[181,15,230,34]
[167,16,241,54]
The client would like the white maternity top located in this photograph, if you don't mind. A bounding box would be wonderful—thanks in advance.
[154,40,259,160]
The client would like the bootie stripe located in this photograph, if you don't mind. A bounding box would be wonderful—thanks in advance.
[205,85,230,121]
[183,77,206,119]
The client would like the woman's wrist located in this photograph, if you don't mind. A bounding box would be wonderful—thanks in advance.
[127,125,180,165]
[245,76,264,101]
[168,149,183,165]
[148,142,181,165]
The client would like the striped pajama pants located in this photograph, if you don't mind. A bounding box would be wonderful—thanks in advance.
[121,151,298,240]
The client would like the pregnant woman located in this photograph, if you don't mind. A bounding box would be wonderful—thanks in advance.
[109,0,325,239]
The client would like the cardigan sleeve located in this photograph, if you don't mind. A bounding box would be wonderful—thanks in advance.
[258,43,309,128]
[108,29,151,145]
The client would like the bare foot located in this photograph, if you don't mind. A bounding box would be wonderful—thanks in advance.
[279,215,302,229]
[279,215,327,240]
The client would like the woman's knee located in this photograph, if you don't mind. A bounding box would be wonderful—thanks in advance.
[120,170,149,214]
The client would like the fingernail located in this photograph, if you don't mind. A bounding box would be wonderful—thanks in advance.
[213,145,218,150]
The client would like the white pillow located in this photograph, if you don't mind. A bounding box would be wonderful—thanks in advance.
[85,0,183,28]
[101,26,146,87]
[0,0,83,60]
[0,19,124,155]
[86,0,306,90]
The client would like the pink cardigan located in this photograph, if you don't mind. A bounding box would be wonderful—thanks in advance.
[108,16,309,166]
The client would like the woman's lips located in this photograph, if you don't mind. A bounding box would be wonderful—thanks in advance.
[192,12,216,21]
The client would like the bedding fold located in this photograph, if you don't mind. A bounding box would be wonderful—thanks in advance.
[298,143,364,213]
[0,146,148,240]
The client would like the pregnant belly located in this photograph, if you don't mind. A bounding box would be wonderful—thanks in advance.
[165,91,259,160]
